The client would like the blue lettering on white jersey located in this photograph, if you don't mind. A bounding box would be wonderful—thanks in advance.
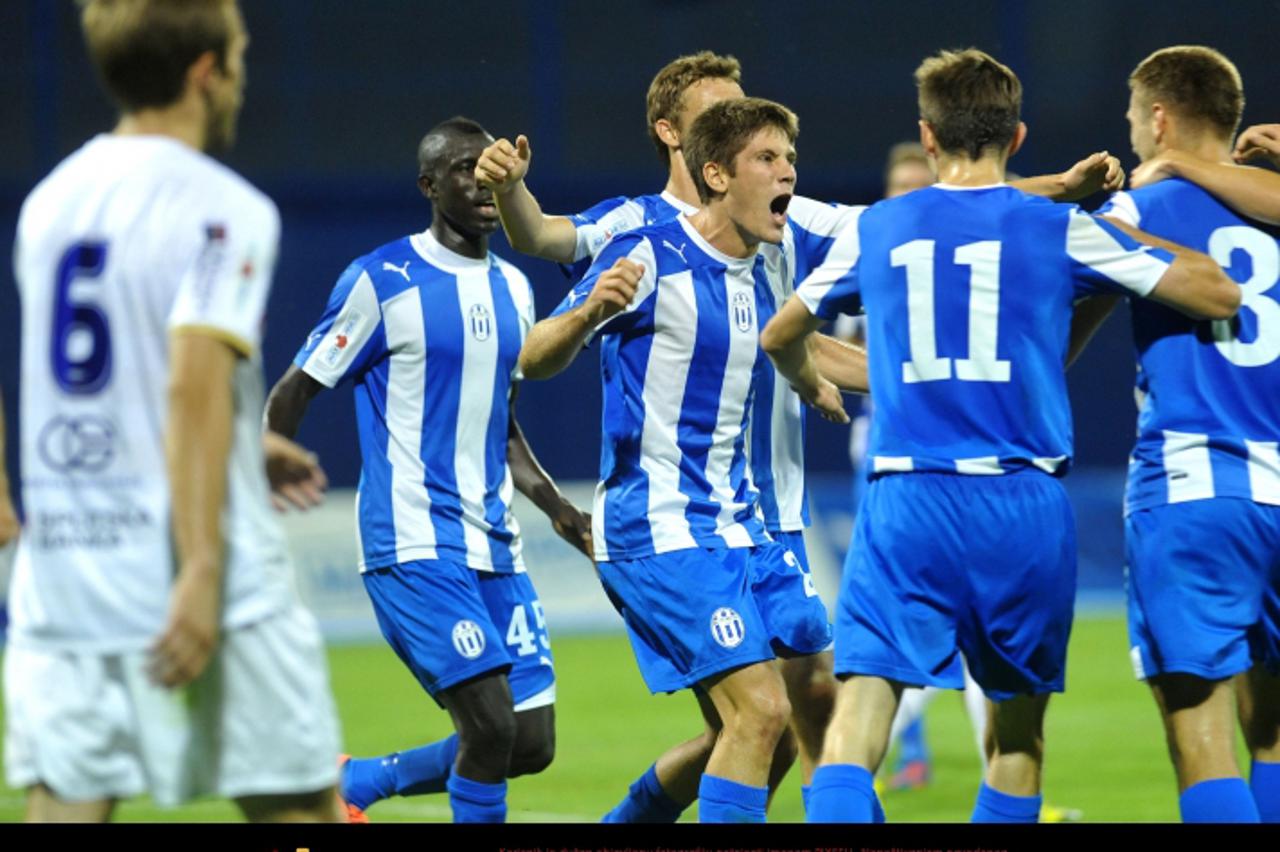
[1100,180,1280,511]
[295,230,536,573]
[551,216,779,562]
[568,192,857,532]
[799,184,1174,477]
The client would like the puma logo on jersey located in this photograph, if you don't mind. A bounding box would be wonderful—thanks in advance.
[662,240,688,263]
[383,260,411,282]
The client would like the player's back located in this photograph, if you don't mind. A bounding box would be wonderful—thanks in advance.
[845,184,1167,475]
[12,134,291,650]
[1103,179,1280,510]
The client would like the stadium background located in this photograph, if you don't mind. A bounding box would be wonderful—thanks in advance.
[0,0,1276,822]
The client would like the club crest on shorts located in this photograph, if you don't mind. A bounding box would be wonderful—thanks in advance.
[709,607,745,649]
[452,620,486,659]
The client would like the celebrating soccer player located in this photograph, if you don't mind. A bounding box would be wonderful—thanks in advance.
[518,97,870,823]
[6,0,343,822]
[761,48,1241,823]
[266,117,593,824]
[1090,46,1280,823]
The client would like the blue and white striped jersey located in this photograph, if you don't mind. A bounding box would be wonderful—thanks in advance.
[295,230,535,573]
[799,184,1174,478]
[1100,180,1280,512]
[551,215,785,562]
[568,192,856,532]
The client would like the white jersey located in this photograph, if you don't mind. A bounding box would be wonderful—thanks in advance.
[11,134,294,651]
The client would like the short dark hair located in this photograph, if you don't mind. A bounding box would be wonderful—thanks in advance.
[417,116,490,178]
[683,97,798,204]
[646,51,743,169]
[915,48,1022,160]
[81,0,236,112]
[1130,46,1244,139]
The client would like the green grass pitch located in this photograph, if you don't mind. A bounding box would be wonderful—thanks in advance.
[0,614,1216,822]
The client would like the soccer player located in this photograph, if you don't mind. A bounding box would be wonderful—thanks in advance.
[6,0,342,823]
[265,117,593,824]
[1091,46,1280,823]
[519,97,868,823]
[760,48,1240,823]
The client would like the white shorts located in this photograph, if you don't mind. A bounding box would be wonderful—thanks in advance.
[3,605,340,807]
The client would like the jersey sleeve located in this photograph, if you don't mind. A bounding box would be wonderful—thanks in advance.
[568,196,646,263]
[1065,208,1173,298]
[167,195,280,357]
[1095,190,1142,228]
[549,232,657,339]
[292,261,387,388]
[795,211,865,320]
[785,195,864,272]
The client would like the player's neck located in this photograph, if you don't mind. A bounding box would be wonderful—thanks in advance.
[663,154,703,209]
[431,219,488,260]
[114,99,207,152]
[1159,135,1234,166]
[934,154,1006,187]
[689,206,758,259]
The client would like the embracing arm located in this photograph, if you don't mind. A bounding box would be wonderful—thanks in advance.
[810,333,869,394]
[1012,151,1125,202]
[759,296,850,424]
[1131,148,1280,226]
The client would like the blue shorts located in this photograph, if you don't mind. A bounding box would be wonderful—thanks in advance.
[363,559,555,710]
[1126,499,1280,681]
[835,471,1077,701]
[596,541,831,694]
[770,529,810,571]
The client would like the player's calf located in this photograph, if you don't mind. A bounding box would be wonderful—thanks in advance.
[236,788,344,823]
[24,785,115,824]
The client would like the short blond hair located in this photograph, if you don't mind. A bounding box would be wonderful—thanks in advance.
[645,51,743,168]
[915,48,1021,159]
[1130,46,1244,139]
[81,0,236,111]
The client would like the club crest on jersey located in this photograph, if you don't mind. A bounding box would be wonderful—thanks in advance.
[452,620,486,659]
[732,291,754,333]
[710,607,746,649]
[469,304,493,341]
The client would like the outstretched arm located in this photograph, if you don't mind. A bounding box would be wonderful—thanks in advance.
[760,297,850,424]
[811,333,869,394]
[1130,148,1280,226]
[507,384,592,560]
[475,135,580,263]
[1102,217,1240,320]
[1012,151,1126,201]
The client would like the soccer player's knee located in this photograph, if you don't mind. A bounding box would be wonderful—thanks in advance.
[458,702,520,759]
[508,733,556,777]
[740,688,793,743]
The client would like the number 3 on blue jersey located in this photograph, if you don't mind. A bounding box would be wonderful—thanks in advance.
[894,239,1011,384]
[1209,225,1280,367]
[52,241,112,394]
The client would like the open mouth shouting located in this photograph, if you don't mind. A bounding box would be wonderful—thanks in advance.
[769,193,793,228]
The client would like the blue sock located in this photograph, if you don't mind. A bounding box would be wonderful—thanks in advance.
[1180,778,1260,823]
[341,735,460,808]
[393,735,459,796]
[897,716,929,766]
[1252,760,1280,823]
[446,773,507,823]
[806,764,877,822]
[602,763,686,823]
[971,782,1041,823]
[697,774,768,823]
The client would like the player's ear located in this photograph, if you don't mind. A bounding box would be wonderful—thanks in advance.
[703,160,729,197]
[655,118,680,152]
[1008,122,1028,157]
[417,174,435,202]
[187,50,219,96]
[918,120,938,158]
[1151,103,1169,146]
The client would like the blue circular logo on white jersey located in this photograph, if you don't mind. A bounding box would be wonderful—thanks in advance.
[732,291,754,333]
[710,607,746,649]
[452,620,486,659]
[469,304,492,341]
